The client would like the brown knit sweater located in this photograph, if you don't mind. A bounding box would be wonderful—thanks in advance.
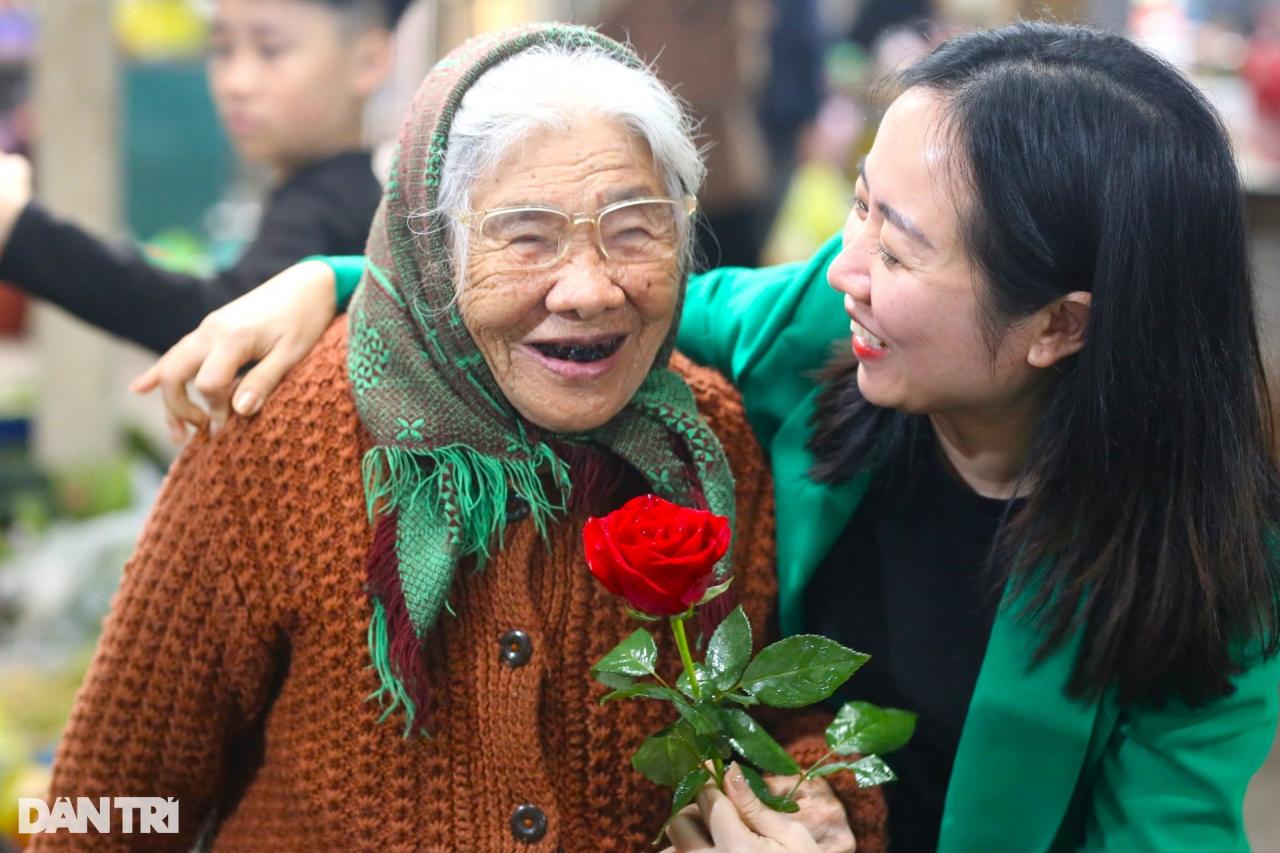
[36,320,886,851]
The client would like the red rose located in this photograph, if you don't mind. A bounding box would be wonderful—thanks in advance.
[583,494,732,617]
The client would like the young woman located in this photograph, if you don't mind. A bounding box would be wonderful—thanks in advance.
[136,22,1280,851]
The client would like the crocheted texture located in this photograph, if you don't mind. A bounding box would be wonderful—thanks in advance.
[35,321,887,852]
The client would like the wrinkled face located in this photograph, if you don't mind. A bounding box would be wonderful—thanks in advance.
[208,0,375,173]
[826,88,1042,416]
[461,117,681,433]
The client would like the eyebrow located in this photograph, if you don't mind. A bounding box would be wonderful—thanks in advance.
[857,162,935,252]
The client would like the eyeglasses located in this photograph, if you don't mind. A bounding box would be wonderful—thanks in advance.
[458,196,696,272]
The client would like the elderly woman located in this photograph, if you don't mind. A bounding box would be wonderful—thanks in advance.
[144,21,1280,853]
[39,26,886,852]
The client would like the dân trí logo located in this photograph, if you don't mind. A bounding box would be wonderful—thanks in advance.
[18,797,179,834]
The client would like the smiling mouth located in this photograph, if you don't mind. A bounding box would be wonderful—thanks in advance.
[531,336,625,363]
[850,319,886,350]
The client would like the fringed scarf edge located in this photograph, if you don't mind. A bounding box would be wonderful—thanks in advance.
[360,441,571,737]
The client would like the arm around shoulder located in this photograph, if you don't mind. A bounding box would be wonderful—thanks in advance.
[325,255,367,309]
[676,235,847,450]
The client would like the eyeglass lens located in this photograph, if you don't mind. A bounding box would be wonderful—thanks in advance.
[478,200,682,269]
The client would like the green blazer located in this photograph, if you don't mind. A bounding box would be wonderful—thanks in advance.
[677,235,1280,852]
[329,242,1279,849]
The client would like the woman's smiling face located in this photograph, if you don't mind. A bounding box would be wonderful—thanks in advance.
[460,117,681,434]
[826,87,1044,418]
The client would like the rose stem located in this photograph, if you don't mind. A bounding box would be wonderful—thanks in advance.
[786,748,838,800]
[670,615,725,787]
[670,614,701,701]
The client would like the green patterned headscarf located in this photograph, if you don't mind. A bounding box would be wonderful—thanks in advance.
[349,24,737,736]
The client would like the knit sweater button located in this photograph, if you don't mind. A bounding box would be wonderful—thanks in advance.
[510,804,547,842]
[506,495,531,522]
[499,629,533,667]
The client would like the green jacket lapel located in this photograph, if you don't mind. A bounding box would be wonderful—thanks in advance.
[770,387,875,637]
[939,591,1106,851]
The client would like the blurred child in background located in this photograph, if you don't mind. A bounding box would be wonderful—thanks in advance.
[0,0,406,354]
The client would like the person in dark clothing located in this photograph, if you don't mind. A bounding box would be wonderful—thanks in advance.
[804,434,1014,851]
[0,0,406,353]
[0,151,380,353]
[758,0,824,208]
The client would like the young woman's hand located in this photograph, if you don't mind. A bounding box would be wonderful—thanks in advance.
[661,763,854,853]
[0,153,32,252]
[130,258,338,443]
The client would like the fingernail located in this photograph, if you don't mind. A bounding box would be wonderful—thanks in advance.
[209,417,223,436]
[233,390,259,415]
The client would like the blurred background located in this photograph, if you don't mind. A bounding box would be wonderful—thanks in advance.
[0,0,1276,848]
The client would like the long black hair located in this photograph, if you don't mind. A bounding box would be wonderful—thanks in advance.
[809,22,1280,706]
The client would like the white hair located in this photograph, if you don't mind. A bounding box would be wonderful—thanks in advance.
[424,43,705,288]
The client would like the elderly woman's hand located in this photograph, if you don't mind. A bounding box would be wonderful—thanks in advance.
[130,258,339,443]
[762,772,857,853]
[661,763,854,853]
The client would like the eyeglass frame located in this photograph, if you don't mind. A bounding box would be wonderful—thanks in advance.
[453,195,698,272]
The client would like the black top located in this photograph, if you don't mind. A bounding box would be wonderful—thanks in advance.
[0,150,380,353]
[804,443,1014,853]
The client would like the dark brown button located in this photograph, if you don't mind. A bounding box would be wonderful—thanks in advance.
[499,629,532,667]
[510,803,547,843]
[506,494,531,522]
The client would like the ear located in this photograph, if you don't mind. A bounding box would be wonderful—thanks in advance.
[1027,291,1090,369]
[348,28,394,98]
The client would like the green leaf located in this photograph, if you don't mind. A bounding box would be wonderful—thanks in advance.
[626,606,661,622]
[592,628,658,679]
[706,606,752,691]
[808,760,862,778]
[592,670,635,690]
[850,755,897,787]
[598,680,720,737]
[675,663,713,700]
[719,708,800,776]
[694,728,735,761]
[600,684,684,704]
[696,577,734,605]
[825,701,917,756]
[631,723,704,787]
[671,768,712,813]
[738,635,869,708]
[673,697,722,737]
[664,767,712,825]
[798,755,897,786]
[737,765,800,813]
[724,691,759,706]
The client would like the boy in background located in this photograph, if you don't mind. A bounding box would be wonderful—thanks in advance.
[0,0,406,354]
